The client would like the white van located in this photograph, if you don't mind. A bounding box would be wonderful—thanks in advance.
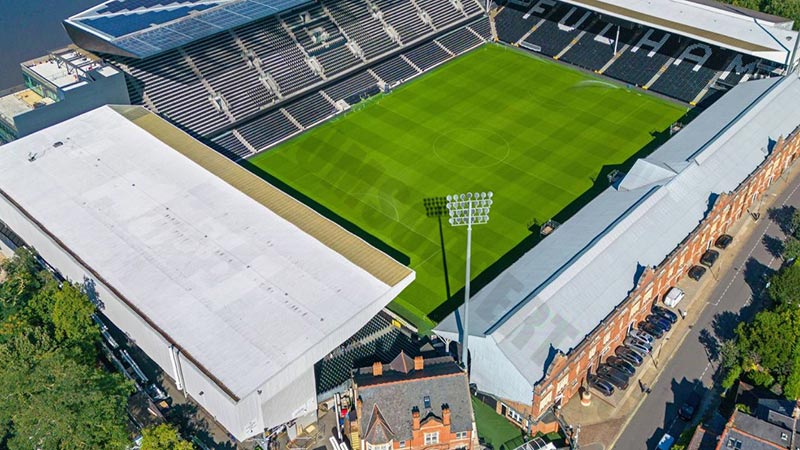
[664,287,685,307]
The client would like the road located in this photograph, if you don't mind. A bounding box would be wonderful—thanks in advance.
[612,174,800,450]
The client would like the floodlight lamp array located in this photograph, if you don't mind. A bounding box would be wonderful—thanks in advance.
[446,192,493,226]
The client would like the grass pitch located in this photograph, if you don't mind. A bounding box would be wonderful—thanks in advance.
[248,44,685,329]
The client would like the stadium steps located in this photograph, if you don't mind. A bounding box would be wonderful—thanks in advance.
[401,54,423,73]
[643,56,677,90]
[368,69,385,85]
[281,108,304,130]
[435,40,456,56]
[178,48,237,123]
[554,31,586,60]
[598,44,628,74]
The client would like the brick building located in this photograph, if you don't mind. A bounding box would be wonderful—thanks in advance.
[352,352,476,450]
[435,74,800,432]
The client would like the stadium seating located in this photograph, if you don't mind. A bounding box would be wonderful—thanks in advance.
[113,0,483,152]
[314,313,420,395]
[436,26,484,54]
[494,0,771,105]
[283,92,338,127]
[372,54,421,84]
[226,108,301,152]
[467,16,493,40]
[323,71,380,101]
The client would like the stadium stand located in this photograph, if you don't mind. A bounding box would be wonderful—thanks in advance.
[372,54,421,84]
[403,41,452,70]
[436,26,484,54]
[108,0,483,154]
[314,313,420,395]
[323,70,380,100]
[467,16,493,40]
[494,0,777,105]
[283,92,338,127]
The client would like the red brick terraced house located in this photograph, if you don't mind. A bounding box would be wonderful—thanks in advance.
[435,74,800,433]
[352,352,477,450]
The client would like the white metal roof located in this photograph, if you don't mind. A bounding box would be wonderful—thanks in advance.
[0,105,413,399]
[557,0,798,64]
[437,73,800,392]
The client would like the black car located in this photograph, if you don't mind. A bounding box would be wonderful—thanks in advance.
[688,265,706,281]
[646,314,672,332]
[606,356,636,376]
[652,305,678,324]
[700,249,720,268]
[678,391,702,421]
[615,346,644,366]
[597,365,630,390]
[638,322,665,339]
[715,234,733,250]
[587,374,615,397]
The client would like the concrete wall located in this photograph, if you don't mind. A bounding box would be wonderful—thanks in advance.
[14,69,130,138]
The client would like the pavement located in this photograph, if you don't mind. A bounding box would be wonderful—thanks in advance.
[560,167,800,450]
[609,168,800,449]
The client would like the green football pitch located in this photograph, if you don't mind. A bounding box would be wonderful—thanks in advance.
[248,44,686,330]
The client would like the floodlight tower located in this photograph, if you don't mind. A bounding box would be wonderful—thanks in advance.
[446,191,493,373]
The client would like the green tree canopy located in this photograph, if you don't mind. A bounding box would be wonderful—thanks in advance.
[140,424,194,450]
[719,0,800,30]
[767,262,800,307]
[0,248,134,449]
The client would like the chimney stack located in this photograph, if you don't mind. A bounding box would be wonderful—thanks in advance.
[442,404,451,426]
[373,361,383,376]
[412,407,421,430]
[414,355,424,371]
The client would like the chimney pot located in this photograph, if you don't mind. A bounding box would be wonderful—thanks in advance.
[373,361,383,376]
[412,408,421,430]
[442,404,451,426]
[414,356,424,371]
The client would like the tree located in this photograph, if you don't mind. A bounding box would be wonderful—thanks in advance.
[140,424,194,450]
[783,237,800,262]
[718,0,800,30]
[767,263,800,307]
[0,250,134,448]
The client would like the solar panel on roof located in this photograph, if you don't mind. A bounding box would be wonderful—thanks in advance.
[66,0,312,58]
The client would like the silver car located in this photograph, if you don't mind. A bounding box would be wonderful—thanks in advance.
[629,329,654,344]
[625,340,652,356]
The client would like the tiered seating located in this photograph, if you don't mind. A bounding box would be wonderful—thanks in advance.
[649,44,737,103]
[372,54,420,84]
[715,54,761,87]
[603,29,687,87]
[119,51,230,136]
[323,0,398,59]
[317,44,362,76]
[403,41,451,70]
[230,108,301,152]
[324,71,379,100]
[314,326,419,394]
[374,0,432,43]
[212,132,251,160]
[436,26,483,54]
[415,0,464,29]
[183,34,271,120]
[560,21,641,71]
[521,3,597,57]
[235,17,321,95]
[461,0,484,16]
[283,92,338,127]
[494,4,534,43]
[468,16,492,40]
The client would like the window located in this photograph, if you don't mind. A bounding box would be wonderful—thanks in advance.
[726,438,742,449]
[424,432,439,445]
[455,431,468,440]
[423,396,431,409]
[367,443,392,450]
[782,432,789,441]
[399,442,406,448]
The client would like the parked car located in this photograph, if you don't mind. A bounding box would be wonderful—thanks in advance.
[606,356,636,376]
[639,322,665,339]
[597,369,629,391]
[629,328,654,344]
[646,314,672,332]
[625,342,651,358]
[598,364,631,382]
[615,346,644,366]
[624,336,653,353]
[653,305,679,324]
[700,249,720,267]
[664,287,685,307]
[688,265,706,281]
[678,391,702,421]
[587,374,614,397]
[715,234,733,250]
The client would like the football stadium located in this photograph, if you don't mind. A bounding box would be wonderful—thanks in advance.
[249,44,685,328]
[0,0,799,444]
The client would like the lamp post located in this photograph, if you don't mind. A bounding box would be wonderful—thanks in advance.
[446,191,493,372]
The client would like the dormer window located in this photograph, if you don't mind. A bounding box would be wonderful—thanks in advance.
[423,396,431,409]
